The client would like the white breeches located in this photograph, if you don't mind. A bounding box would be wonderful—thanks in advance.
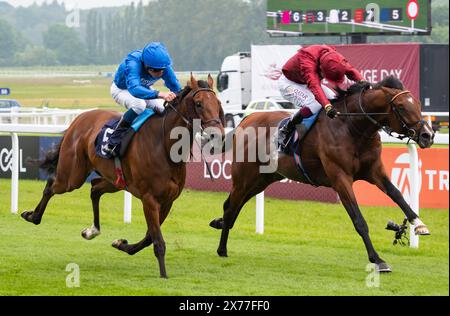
[278,74,336,114]
[110,82,163,114]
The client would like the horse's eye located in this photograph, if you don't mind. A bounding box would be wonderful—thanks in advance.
[195,101,202,108]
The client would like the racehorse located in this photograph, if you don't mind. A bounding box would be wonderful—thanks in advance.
[21,74,225,278]
[210,77,435,272]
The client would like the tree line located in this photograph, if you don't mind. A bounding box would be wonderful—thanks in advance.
[0,0,448,70]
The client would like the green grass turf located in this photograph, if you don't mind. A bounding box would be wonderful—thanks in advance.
[0,179,448,296]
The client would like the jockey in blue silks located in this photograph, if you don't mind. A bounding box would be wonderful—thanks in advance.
[103,42,182,155]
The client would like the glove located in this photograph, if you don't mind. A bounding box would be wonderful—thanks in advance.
[153,103,166,114]
[325,104,338,119]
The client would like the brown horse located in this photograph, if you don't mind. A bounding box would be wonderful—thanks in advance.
[210,77,435,272]
[21,74,225,278]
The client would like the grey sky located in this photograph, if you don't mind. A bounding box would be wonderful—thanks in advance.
[1,0,152,9]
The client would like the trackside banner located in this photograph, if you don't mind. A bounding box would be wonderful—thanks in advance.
[251,45,300,100]
[353,147,449,209]
[336,43,421,98]
[185,159,339,204]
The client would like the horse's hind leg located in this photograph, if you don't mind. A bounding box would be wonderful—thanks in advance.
[213,173,275,257]
[21,177,55,225]
[22,148,89,225]
[81,178,119,240]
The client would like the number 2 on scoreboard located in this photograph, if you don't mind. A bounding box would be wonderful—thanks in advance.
[339,9,351,22]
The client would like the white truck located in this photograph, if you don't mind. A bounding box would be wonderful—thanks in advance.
[216,45,300,127]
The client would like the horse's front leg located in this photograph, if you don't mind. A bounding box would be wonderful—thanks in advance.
[330,172,391,272]
[112,200,173,257]
[369,172,430,235]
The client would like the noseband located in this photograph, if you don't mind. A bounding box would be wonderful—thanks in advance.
[388,90,425,140]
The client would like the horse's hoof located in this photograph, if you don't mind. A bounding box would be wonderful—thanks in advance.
[21,211,39,224]
[209,218,223,230]
[21,211,32,221]
[112,239,128,249]
[81,226,101,240]
[376,262,392,273]
[217,249,228,257]
[415,225,430,235]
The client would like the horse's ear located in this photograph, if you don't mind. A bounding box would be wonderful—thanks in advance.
[190,72,198,89]
[207,73,214,89]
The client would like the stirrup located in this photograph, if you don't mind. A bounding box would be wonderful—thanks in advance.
[278,125,293,150]
[102,143,116,156]
[283,133,293,147]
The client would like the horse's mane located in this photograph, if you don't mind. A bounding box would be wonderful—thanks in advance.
[332,76,404,105]
[373,76,404,90]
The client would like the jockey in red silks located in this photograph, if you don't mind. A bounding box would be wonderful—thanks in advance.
[278,44,364,146]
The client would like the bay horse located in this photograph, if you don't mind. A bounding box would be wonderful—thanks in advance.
[21,74,225,278]
[210,77,435,272]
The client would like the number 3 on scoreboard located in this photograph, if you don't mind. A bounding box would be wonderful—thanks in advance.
[316,10,325,22]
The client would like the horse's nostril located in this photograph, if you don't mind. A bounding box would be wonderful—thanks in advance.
[421,133,430,140]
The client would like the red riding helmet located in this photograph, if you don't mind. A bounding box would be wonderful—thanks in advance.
[319,51,347,83]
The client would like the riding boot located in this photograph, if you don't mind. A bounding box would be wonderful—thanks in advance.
[279,110,304,148]
[102,117,132,156]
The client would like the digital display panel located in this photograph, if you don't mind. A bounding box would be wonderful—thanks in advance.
[267,0,431,36]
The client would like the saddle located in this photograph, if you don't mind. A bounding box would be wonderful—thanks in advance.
[276,110,322,186]
[95,109,156,159]
[94,109,157,190]
[277,110,321,154]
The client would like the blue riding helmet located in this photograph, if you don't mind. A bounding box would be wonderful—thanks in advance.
[142,42,172,70]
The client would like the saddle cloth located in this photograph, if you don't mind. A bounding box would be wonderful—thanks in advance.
[277,110,322,186]
[277,110,321,155]
[95,108,156,159]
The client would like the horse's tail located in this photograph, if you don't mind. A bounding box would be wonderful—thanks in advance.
[28,134,65,176]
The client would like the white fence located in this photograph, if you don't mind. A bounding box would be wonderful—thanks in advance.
[422,112,449,129]
[0,108,94,125]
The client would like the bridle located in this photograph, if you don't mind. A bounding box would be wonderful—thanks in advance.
[387,91,425,141]
[164,87,222,131]
[162,86,223,179]
[340,87,425,142]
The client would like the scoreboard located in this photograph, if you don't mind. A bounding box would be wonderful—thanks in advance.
[267,0,431,36]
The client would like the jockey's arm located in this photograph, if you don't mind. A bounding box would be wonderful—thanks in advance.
[304,69,331,108]
[162,66,182,93]
[125,58,159,99]
[344,63,364,82]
